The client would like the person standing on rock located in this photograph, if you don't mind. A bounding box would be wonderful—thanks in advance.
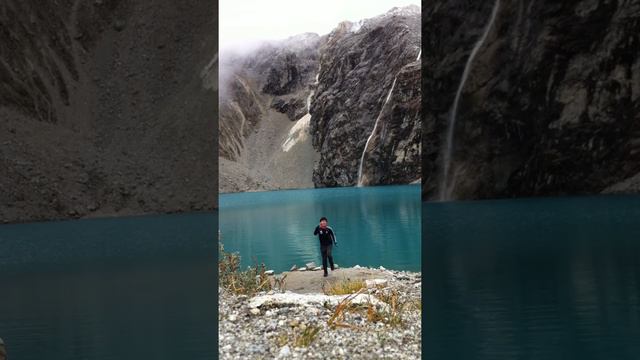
[313,217,337,277]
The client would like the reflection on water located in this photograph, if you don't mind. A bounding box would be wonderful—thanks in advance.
[424,196,640,359]
[0,213,217,360]
[219,185,421,272]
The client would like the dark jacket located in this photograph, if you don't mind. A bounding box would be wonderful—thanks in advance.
[314,226,336,246]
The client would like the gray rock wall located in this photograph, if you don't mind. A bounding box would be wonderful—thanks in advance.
[422,0,640,200]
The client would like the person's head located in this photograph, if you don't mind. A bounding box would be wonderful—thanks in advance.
[319,217,328,228]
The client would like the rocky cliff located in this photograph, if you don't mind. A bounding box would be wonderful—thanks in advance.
[219,33,322,192]
[0,0,217,223]
[422,0,640,200]
[311,6,422,187]
[219,6,422,192]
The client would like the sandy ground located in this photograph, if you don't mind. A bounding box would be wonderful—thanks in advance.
[275,267,395,294]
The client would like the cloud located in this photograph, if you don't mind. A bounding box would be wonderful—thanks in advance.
[220,0,420,52]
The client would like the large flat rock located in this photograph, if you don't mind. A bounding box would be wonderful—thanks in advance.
[276,267,394,294]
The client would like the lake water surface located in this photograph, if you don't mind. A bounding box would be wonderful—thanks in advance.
[424,195,640,359]
[219,185,421,272]
[0,212,217,360]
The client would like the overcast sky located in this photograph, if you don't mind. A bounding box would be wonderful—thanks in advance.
[220,0,421,52]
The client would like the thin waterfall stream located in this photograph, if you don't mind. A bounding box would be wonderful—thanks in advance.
[356,78,397,187]
[439,0,500,200]
[357,49,421,187]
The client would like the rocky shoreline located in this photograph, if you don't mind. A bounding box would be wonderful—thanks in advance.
[219,266,422,359]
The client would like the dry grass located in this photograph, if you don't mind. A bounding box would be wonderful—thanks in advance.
[276,333,289,347]
[273,273,287,293]
[218,241,272,296]
[372,289,408,327]
[276,324,321,348]
[322,278,366,295]
[294,325,321,347]
[327,288,417,329]
[327,289,366,329]
[411,299,422,312]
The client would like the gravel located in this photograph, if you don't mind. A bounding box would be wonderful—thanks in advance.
[219,267,421,359]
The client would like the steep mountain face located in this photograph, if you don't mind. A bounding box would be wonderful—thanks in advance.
[311,6,422,187]
[219,34,322,192]
[0,0,217,223]
[357,52,422,186]
[219,6,422,192]
[422,0,640,200]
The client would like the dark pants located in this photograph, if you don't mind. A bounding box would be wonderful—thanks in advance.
[320,244,334,274]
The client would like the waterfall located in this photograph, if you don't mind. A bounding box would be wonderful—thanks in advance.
[356,77,398,187]
[416,49,422,61]
[439,0,500,200]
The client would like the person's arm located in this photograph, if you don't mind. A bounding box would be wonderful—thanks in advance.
[313,225,319,235]
[328,227,337,245]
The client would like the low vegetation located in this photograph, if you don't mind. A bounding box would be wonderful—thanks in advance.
[322,278,365,295]
[276,325,321,348]
[325,282,416,329]
[219,241,272,296]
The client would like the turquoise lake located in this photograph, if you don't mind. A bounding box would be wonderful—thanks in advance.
[424,195,640,359]
[0,212,217,360]
[219,185,421,273]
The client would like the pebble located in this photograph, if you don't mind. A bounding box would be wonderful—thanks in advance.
[306,307,319,316]
[266,320,278,332]
[278,345,291,358]
[218,268,421,360]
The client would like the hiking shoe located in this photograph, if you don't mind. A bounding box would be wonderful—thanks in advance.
[323,272,328,277]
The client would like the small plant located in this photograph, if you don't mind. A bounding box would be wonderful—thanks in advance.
[273,273,287,293]
[219,240,272,296]
[327,289,365,329]
[294,325,321,347]
[325,288,416,329]
[371,289,408,327]
[275,325,321,348]
[376,330,388,348]
[276,333,289,347]
[411,299,422,312]
[322,278,366,295]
